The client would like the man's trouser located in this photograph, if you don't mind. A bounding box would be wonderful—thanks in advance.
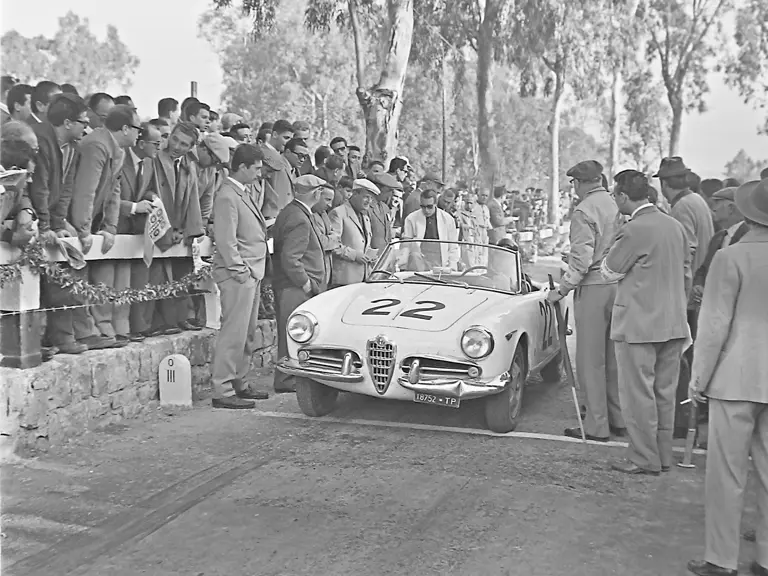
[211,275,261,399]
[155,258,193,328]
[676,308,700,429]
[705,399,768,571]
[574,283,622,437]
[614,339,685,471]
[130,260,162,334]
[43,267,87,347]
[273,286,310,391]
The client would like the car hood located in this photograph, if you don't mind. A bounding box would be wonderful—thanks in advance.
[338,282,503,332]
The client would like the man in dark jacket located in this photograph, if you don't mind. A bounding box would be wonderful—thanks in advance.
[271,175,330,394]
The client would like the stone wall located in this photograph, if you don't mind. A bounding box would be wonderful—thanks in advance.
[0,320,276,453]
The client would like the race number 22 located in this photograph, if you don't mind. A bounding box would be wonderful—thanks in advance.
[538,301,555,349]
[362,298,445,321]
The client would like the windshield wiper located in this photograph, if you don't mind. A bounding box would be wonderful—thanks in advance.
[410,273,470,289]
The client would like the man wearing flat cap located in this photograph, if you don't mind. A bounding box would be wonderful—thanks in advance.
[654,156,714,435]
[686,179,768,576]
[272,174,332,393]
[549,160,624,442]
[329,179,378,287]
[368,172,402,249]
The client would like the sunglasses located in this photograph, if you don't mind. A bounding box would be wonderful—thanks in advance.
[420,204,436,210]
[291,151,309,161]
[332,146,347,153]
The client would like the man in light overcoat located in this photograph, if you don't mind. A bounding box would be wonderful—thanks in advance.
[687,179,768,576]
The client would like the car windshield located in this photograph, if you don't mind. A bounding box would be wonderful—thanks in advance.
[367,239,521,294]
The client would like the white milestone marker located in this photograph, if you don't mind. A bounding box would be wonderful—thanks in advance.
[158,354,192,407]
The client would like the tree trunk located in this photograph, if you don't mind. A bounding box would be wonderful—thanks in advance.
[441,56,449,184]
[355,0,413,163]
[549,71,565,226]
[608,67,622,180]
[476,0,498,191]
[669,99,683,156]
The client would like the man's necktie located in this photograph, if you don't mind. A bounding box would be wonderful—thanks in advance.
[136,161,144,193]
[174,158,181,183]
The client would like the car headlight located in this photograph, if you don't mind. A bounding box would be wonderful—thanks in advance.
[461,326,494,359]
[287,312,317,343]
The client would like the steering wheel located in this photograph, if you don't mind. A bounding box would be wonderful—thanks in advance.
[458,265,488,277]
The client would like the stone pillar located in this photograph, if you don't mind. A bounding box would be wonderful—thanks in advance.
[0,310,43,368]
[0,265,42,369]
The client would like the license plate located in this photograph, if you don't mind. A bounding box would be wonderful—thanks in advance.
[413,392,460,409]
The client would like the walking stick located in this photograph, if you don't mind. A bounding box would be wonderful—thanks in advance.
[548,275,586,443]
[677,400,698,469]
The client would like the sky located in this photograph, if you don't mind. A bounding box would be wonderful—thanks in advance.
[2,0,767,177]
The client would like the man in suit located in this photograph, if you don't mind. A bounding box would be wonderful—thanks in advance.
[283,138,309,180]
[548,161,624,442]
[329,179,379,287]
[368,172,402,250]
[6,84,34,124]
[117,122,163,339]
[153,121,206,332]
[70,105,141,350]
[211,144,270,409]
[272,175,332,393]
[402,189,460,270]
[600,170,691,475]
[29,81,61,125]
[260,118,294,218]
[31,94,89,354]
[686,179,768,576]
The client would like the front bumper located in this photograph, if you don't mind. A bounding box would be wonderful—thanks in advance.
[397,372,509,400]
[276,357,364,384]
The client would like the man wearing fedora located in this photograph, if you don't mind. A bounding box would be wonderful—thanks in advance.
[655,156,714,435]
[271,174,332,393]
[600,170,691,476]
[549,160,624,442]
[686,179,768,576]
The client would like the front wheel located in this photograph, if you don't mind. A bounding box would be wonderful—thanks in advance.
[540,351,563,383]
[295,377,339,417]
[485,346,527,433]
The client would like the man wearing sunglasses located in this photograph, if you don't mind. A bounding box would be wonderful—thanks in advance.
[284,137,309,179]
[68,105,142,350]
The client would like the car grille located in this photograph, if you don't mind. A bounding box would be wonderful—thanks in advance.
[367,336,396,394]
[401,357,481,381]
[300,348,361,372]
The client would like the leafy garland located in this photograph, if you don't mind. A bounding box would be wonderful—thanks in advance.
[0,242,213,306]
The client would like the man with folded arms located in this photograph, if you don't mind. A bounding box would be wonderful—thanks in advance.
[211,144,270,409]
[272,175,331,394]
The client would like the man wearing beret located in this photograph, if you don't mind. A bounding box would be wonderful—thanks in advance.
[272,174,331,393]
[368,172,402,250]
[600,170,691,475]
[549,160,624,442]
[686,179,768,576]
[654,156,714,435]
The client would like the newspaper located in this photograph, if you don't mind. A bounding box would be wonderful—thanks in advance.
[143,198,172,267]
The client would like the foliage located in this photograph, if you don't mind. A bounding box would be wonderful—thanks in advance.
[725,0,768,132]
[0,11,139,94]
[723,149,768,182]
[621,67,671,171]
[199,0,365,144]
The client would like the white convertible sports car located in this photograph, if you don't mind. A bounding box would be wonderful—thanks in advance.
[277,238,570,432]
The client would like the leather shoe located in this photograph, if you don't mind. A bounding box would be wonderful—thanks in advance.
[234,386,269,400]
[752,561,768,575]
[610,460,660,476]
[58,342,88,355]
[564,427,608,442]
[686,560,736,576]
[661,466,671,472]
[178,320,202,332]
[212,397,255,410]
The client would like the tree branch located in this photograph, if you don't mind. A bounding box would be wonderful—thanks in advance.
[348,0,366,89]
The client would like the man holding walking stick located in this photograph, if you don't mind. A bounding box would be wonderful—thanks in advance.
[547,160,624,442]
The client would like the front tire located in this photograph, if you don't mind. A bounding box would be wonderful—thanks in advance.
[485,346,526,433]
[295,377,339,417]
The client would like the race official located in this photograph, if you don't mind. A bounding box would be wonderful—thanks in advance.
[687,179,768,576]
[210,144,270,409]
[272,175,331,394]
[600,170,691,475]
[548,160,623,442]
